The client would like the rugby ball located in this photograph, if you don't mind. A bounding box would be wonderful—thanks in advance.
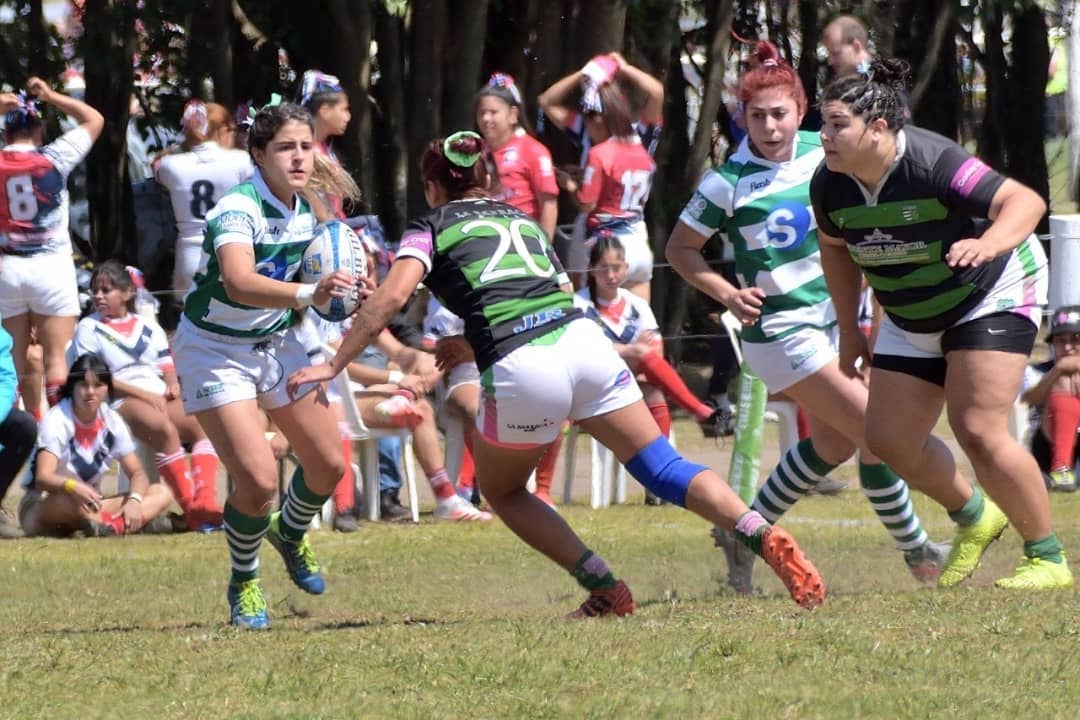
[300,220,367,321]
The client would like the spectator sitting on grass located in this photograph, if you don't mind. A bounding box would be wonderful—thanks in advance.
[17,353,174,537]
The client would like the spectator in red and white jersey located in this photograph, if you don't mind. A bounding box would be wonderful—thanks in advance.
[475,72,559,241]
[539,53,663,301]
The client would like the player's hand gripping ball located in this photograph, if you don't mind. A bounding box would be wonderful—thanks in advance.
[300,220,367,321]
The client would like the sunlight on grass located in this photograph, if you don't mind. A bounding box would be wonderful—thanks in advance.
[3,455,1079,718]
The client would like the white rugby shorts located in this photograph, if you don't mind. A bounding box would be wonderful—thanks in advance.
[172,318,315,413]
[477,318,642,446]
[0,252,80,318]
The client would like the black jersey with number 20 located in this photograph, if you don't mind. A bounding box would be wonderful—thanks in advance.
[396,198,578,371]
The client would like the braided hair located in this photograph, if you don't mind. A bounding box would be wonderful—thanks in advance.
[821,57,909,130]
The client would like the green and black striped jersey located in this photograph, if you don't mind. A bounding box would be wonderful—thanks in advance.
[397,198,577,371]
[809,126,1037,333]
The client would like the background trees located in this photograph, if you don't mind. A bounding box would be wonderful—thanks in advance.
[0,0,1066,356]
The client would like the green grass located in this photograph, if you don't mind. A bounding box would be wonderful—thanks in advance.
[3,421,1080,720]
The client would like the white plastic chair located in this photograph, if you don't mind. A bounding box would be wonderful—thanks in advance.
[325,346,419,524]
[720,311,800,455]
[561,421,677,508]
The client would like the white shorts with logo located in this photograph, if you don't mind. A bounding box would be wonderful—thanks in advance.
[874,238,1048,359]
[0,251,80,318]
[742,325,839,393]
[172,317,315,413]
[477,318,643,446]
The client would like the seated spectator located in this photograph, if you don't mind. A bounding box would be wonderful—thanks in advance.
[1021,305,1080,491]
[18,353,174,537]
[70,261,223,529]
[0,320,37,538]
[295,244,491,523]
[574,234,725,438]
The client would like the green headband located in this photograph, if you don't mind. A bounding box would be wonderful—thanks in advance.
[246,93,283,122]
[443,130,483,168]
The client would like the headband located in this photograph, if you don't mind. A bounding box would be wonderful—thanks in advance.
[443,130,483,168]
[245,93,283,124]
[4,91,42,128]
[300,70,343,107]
[181,99,209,136]
[487,73,522,106]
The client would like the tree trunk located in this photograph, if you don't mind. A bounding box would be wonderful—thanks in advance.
[976,3,1007,170]
[372,3,408,243]
[901,0,959,139]
[649,15,693,358]
[442,0,490,133]
[687,0,734,192]
[1005,3,1051,234]
[210,0,235,108]
[571,0,626,65]
[406,0,447,218]
[27,0,47,77]
[795,0,819,113]
[82,0,136,262]
[326,0,374,213]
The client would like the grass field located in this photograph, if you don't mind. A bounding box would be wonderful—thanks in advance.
[3,419,1079,719]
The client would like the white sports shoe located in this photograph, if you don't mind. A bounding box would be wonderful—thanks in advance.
[434,495,493,522]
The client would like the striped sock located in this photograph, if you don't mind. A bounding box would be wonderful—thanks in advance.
[190,440,220,511]
[426,467,456,500]
[156,449,195,511]
[570,550,617,590]
[224,502,269,584]
[858,462,929,551]
[752,439,836,523]
[279,467,330,541]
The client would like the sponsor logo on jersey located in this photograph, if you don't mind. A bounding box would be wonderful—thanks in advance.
[764,200,812,251]
[749,178,771,192]
[950,157,991,198]
[399,230,433,257]
[512,307,565,334]
[502,147,519,166]
[686,193,708,220]
[612,368,632,388]
[864,228,899,244]
[900,205,921,222]
[215,210,254,235]
[539,156,553,175]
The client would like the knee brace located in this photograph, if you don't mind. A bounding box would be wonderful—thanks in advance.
[625,436,707,507]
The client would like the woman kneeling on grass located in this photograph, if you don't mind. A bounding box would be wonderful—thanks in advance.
[288,131,827,615]
[18,353,174,537]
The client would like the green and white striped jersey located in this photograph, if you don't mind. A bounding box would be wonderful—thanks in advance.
[678,131,834,343]
[183,170,316,339]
